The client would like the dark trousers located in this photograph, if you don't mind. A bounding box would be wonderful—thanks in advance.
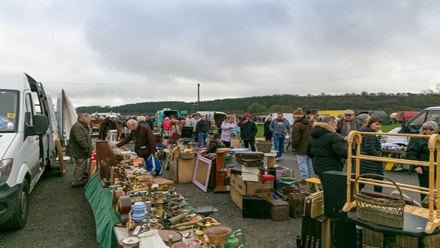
[244,139,256,151]
[417,173,429,201]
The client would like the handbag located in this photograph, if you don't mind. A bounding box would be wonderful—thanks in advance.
[145,154,162,175]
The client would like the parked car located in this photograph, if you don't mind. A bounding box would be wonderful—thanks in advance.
[358,110,391,124]
[382,127,409,146]
[395,111,419,123]
[400,106,440,134]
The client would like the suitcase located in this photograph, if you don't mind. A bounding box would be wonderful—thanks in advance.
[304,191,324,219]
[242,195,267,219]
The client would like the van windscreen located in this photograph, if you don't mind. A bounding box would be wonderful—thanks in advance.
[0,90,18,132]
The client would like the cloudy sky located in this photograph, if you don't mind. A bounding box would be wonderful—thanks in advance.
[1,1,440,108]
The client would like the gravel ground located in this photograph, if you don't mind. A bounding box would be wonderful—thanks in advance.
[0,152,302,248]
[0,149,418,248]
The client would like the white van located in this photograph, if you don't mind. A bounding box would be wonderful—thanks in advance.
[0,72,58,230]
[196,111,227,127]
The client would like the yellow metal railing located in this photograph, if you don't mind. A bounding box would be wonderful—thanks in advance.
[342,131,440,234]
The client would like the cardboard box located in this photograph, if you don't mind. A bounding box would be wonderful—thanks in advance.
[267,199,289,221]
[230,174,274,196]
[168,157,196,183]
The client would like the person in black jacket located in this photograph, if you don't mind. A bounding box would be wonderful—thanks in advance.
[359,116,383,192]
[406,120,439,201]
[196,115,210,147]
[307,116,347,179]
[240,117,258,151]
[207,134,225,153]
[263,115,273,141]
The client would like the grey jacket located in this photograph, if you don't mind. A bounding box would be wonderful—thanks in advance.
[269,118,291,137]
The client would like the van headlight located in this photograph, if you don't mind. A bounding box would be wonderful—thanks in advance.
[0,159,13,186]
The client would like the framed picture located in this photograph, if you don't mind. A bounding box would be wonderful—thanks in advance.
[192,155,212,192]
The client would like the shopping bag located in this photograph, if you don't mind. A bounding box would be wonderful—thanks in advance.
[145,154,162,175]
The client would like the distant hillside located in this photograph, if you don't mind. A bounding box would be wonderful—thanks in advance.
[76,92,440,116]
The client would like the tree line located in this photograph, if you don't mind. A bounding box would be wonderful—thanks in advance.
[76,92,440,116]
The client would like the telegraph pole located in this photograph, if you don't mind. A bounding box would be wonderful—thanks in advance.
[197,83,200,104]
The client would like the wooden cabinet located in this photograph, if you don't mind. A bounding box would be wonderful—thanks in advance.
[95,141,116,186]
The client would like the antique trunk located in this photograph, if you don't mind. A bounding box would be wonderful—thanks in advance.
[234,152,264,160]
[267,199,289,221]
[287,192,306,218]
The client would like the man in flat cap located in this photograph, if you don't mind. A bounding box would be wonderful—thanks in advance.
[336,109,362,139]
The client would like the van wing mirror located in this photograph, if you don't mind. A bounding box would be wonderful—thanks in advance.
[27,114,49,135]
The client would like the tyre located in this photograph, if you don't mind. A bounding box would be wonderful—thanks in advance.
[1,180,30,230]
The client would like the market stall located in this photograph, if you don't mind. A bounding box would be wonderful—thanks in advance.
[86,140,242,248]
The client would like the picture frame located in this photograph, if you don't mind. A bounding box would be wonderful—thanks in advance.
[192,155,212,192]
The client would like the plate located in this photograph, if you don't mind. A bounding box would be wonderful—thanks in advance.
[158,230,182,243]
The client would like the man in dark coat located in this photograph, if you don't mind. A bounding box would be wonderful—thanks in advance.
[117,119,157,161]
[307,116,347,179]
[66,113,93,187]
[195,115,210,147]
[240,117,258,151]
[291,107,313,180]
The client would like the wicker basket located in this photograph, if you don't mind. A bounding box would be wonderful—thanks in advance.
[256,141,272,153]
[354,173,405,229]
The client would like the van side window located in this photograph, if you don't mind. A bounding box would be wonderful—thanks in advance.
[30,91,43,115]
[24,93,34,126]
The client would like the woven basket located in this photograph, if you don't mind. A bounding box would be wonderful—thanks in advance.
[354,173,405,229]
[256,141,272,153]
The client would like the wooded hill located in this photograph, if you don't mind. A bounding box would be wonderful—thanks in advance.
[77,92,440,116]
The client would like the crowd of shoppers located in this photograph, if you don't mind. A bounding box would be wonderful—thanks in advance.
[73,109,422,196]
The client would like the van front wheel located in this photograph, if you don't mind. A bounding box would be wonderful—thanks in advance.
[1,180,30,230]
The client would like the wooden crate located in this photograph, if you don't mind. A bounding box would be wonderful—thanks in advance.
[230,186,243,209]
[230,174,274,195]
[169,158,196,183]
[230,174,273,210]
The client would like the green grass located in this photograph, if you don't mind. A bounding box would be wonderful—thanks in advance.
[381,123,401,132]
